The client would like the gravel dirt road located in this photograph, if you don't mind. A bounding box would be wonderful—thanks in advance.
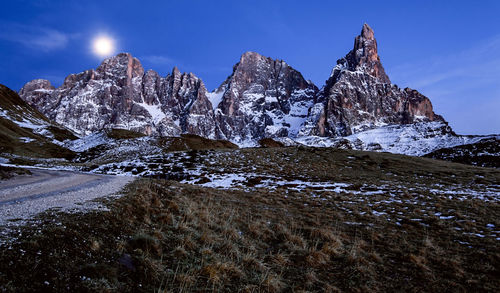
[0,169,133,225]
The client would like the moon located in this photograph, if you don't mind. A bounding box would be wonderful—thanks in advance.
[92,36,114,57]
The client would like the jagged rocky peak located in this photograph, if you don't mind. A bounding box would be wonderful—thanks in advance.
[332,23,390,84]
[300,23,445,137]
[239,51,266,65]
[238,51,315,93]
[160,66,220,139]
[19,52,219,138]
[96,52,144,81]
[142,69,161,105]
[215,51,318,144]
[163,66,210,116]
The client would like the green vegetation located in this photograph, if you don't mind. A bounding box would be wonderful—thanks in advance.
[0,147,498,292]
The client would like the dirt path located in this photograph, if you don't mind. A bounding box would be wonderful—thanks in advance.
[0,169,133,225]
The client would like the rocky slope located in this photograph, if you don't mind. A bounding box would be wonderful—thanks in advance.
[19,23,474,156]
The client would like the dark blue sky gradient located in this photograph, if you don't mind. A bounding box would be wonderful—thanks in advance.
[1,0,499,134]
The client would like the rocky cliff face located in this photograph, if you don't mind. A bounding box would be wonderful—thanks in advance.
[19,24,450,151]
[300,23,444,137]
[19,53,219,138]
[214,52,318,144]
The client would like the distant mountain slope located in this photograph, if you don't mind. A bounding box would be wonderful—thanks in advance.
[0,84,76,159]
[69,130,238,169]
[295,122,486,156]
[424,137,500,168]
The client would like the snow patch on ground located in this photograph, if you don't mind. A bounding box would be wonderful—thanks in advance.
[18,137,36,143]
[65,132,111,152]
[344,122,481,156]
[295,122,489,156]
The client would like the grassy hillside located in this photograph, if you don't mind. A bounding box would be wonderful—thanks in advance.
[0,84,76,159]
[0,147,498,292]
[0,85,49,122]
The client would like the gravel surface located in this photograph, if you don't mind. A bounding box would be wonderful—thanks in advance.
[0,169,133,226]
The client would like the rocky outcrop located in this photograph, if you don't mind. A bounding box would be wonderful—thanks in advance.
[300,23,445,137]
[214,52,318,144]
[341,23,390,84]
[19,53,219,138]
[18,79,55,110]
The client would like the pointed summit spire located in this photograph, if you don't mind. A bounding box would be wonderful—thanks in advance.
[338,23,390,83]
[360,23,375,40]
[172,66,180,76]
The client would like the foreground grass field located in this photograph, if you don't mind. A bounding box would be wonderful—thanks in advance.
[0,147,498,292]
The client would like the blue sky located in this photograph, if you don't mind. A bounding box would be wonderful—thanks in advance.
[1,0,499,135]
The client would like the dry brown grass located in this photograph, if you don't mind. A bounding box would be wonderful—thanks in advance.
[0,177,498,292]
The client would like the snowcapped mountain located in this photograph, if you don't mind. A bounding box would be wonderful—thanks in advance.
[214,51,318,145]
[20,54,219,138]
[18,23,482,157]
[300,23,444,137]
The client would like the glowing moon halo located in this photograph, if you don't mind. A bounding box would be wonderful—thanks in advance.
[92,36,114,57]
